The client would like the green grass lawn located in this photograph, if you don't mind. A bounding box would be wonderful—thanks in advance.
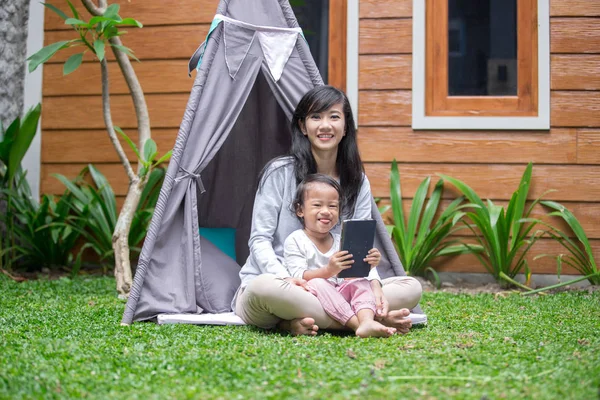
[1,276,599,399]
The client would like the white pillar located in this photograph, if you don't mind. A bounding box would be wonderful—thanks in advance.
[22,0,44,201]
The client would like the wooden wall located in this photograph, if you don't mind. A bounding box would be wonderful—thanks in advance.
[357,0,600,275]
[42,0,599,275]
[41,0,220,200]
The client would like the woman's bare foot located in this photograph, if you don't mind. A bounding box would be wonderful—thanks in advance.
[279,317,319,336]
[380,308,412,334]
[355,320,396,338]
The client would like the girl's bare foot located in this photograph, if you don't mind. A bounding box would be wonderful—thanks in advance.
[279,317,319,336]
[355,320,396,338]
[380,308,412,334]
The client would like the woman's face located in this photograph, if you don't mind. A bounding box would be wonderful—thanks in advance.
[301,103,346,155]
[297,182,340,238]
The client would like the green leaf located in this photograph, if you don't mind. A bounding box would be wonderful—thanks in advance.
[438,173,486,210]
[7,104,41,184]
[98,20,111,33]
[153,150,172,167]
[417,177,443,244]
[110,43,139,61]
[406,176,430,248]
[102,25,119,38]
[541,200,597,271]
[28,40,72,72]
[63,52,84,75]
[510,162,532,248]
[424,267,441,289]
[119,18,143,28]
[115,127,142,162]
[65,18,89,26]
[0,117,20,164]
[88,164,117,225]
[42,3,69,20]
[94,39,105,61]
[65,0,79,19]
[103,4,121,20]
[89,16,112,26]
[143,139,157,164]
[390,159,406,239]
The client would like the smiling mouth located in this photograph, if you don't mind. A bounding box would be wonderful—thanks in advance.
[317,134,334,140]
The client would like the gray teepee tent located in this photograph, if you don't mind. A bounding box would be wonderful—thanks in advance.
[121,0,415,325]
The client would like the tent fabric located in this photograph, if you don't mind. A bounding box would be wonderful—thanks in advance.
[215,13,304,81]
[121,0,420,325]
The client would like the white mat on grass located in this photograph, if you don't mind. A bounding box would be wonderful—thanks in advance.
[157,312,427,326]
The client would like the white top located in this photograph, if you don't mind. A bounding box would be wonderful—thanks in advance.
[283,229,380,285]
[238,157,373,288]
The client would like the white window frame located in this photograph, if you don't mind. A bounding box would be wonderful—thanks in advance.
[411,0,550,130]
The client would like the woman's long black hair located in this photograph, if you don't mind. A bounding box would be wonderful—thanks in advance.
[289,85,364,214]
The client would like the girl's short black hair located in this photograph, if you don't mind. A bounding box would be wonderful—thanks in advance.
[291,174,342,225]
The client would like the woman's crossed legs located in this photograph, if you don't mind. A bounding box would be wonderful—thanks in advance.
[235,274,422,335]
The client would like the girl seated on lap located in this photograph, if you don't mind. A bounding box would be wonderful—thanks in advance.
[284,174,396,337]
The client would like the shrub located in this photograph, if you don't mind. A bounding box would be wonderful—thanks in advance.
[55,164,165,271]
[1,172,87,272]
[440,162,549,288]
[538,200,599,286]
[0,105,42,271]
[389,160,475,285]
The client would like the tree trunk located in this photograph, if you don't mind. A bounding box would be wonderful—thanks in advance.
[83,0,152,298]
[113,176,148,298]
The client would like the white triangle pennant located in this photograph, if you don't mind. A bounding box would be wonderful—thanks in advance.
[257,31,299,82]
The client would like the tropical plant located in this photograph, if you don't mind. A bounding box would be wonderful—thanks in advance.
[28,1,171,296]
[0,104,42,272]
[0,173,88,273]
[534,201,599,287]
[389,160,475,286]
[54,164,165,273]
[439,162,549,288]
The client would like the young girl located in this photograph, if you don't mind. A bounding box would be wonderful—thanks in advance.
[284,174,397,338]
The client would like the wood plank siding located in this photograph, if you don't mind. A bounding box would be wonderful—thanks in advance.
[41,0,220,211]
[356,0,600,274]
[42,0,599,276]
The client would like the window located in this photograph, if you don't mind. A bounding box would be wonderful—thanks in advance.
[291,0,347,91]
[412,0,549,129]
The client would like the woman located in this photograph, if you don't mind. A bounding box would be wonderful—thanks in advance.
[233,85,422,335]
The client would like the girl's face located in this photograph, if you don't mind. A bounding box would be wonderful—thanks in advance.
[297,182,340,238]
[301,103,346,155]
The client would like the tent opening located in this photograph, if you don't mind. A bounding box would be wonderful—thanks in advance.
[197,70,292,265]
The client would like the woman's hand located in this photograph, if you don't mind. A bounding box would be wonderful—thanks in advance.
[364,248,381,268]
[326,251,354,277]
[370,280,389,319]
[283,277,310,291]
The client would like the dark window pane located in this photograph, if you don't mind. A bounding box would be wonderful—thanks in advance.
[448,0,517,96]
[291,0,329,82]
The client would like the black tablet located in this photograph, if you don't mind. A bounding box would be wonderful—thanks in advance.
[337,219,376,278]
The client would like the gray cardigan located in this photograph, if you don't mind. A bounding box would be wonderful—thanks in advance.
[238,157,373,288]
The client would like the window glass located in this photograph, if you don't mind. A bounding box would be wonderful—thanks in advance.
[448,0,517,96]
[291,0,329,82]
